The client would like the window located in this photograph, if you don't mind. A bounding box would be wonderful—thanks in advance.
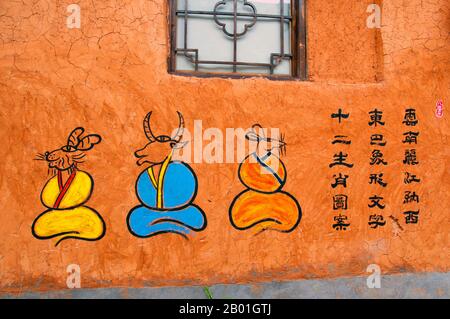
[169,0,307,80]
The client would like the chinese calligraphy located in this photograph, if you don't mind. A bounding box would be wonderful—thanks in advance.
[368,108,388,229]
[330,109,353,231]
[402,108,421,225]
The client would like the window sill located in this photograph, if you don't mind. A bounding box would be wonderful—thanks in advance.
[168,70,308,82]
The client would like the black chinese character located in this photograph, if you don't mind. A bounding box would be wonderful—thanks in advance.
[332,135,351,145]
[370,150,388,165]
[402,131,419,144]
[403,210,419,224]
[404,172,421,184]
[333,214,350,231]
[368,214,386,229]
[369,173,387,187]
[368,195,385,209]
[331,108,350,123]
[331,173,349,188]
[329,152,354,168]
[333,194,348,210]
[369,109,385,127]
[403,191,419,203]
[403,149,419,165]
[403,108,418,126]
[370,134,387,146]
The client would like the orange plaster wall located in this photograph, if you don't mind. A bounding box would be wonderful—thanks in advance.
[0,0,448,293]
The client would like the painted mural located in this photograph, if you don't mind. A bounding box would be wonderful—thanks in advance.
[229,124,302,234]
[0,0,447,297]
[31,128,105,246]
[126,112,207,239]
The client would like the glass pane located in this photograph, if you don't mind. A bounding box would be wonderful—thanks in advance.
[174,0,292,76]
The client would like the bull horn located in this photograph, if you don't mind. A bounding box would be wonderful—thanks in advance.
[171,111,185,143]
[143,112,157,141]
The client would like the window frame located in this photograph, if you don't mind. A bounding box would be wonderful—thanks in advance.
[168,0,307,81]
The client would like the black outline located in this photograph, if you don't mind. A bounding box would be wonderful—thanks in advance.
[67,127,85,147]
[229,189,301,233]
[134,161,200,212]
[31,205,106,247]
[127,111,207,240]
[238,153,287,194]
[126,204,207,239]
[229,125,301,234]
[45,127,102,171]
[129,162,207,239]
[39,170,94,210]
[32,127,106,246]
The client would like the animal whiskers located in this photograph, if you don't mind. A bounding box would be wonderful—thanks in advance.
[72,154,86,160]
[245,124,287,157]
[37,127,101,172]
[279,133,287,156]
[34,153,46,161]
[47,167,57,177]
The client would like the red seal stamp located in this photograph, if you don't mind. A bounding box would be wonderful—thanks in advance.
[436,100,443,118]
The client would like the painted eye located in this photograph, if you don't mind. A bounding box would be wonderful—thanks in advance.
[62,146,76,152]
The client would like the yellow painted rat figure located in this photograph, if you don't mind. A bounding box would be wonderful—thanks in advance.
[32,127,105,246]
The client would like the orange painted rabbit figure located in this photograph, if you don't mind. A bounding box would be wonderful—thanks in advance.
[229,124,302,234]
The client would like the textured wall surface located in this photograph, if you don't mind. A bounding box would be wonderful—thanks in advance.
[0,0,449,294]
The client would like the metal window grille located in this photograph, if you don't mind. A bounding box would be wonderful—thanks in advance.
[169,0,307,80]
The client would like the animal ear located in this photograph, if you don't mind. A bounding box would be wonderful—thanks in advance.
[77,134,102,151]
[171,140,189,149]
[67,127,85,147]
[253,124,266,138]
[245,131,260,142]
[246,124,265,142]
